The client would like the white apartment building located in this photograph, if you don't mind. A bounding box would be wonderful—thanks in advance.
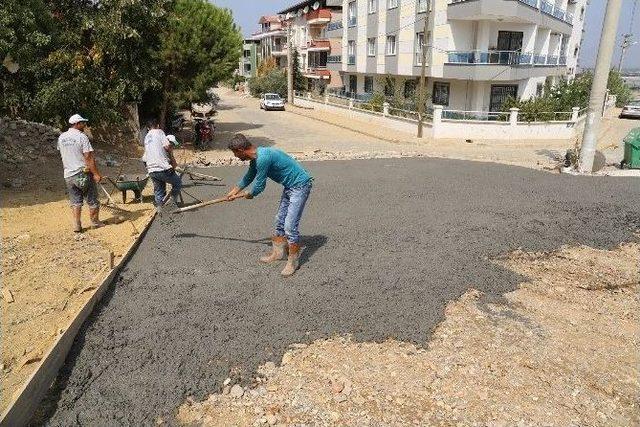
[251,15,289,70]
[280,0,344,91]
[338,0,587,111]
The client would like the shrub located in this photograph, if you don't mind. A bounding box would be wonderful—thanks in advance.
[248,69,287,98]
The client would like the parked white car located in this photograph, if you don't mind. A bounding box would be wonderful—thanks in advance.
[620,100,640,119]
[260,93,285,111]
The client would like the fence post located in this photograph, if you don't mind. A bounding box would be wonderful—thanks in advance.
[432,105,443,138]
[349,98,354,110]
[509,108,519,126]
[571,106,580,122]
[324,93,329,104]
[306,92,312,100]
[383,102,390,117]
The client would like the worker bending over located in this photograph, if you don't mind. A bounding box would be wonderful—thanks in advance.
[226,134,313,277]
[143,119,181,210]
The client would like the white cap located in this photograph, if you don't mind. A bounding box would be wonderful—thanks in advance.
[166,135,178,145]
[69,114,89,125]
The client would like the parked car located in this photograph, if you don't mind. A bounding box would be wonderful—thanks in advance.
[620,100,640,119]
[260,93,285,111]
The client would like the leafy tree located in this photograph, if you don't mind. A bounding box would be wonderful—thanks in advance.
[157,0,242,125]
[248,69,287,98]
[292,48,306,91]
[257,56,277,77]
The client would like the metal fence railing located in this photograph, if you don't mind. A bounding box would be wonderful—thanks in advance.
[516,111,574,122]
[442,110,510,122]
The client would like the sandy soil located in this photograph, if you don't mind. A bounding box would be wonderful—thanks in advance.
[0,147,155,412]
[177,242,639,426]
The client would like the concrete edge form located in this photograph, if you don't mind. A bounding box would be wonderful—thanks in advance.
[0,211,157,427]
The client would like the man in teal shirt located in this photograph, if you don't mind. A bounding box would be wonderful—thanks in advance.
[226,134,313,276]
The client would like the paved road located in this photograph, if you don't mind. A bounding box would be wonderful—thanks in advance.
[39,157,638,425]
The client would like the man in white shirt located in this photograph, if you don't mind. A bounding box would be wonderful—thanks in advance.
[143,119,181,209]
[57,114,104,232]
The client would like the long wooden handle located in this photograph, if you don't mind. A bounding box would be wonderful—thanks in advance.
[173,197,229,213]
[175,167,222,181]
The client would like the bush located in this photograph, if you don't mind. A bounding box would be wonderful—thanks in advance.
[248,69,287,98]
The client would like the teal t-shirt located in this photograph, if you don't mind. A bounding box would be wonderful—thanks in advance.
[238,147,312,197]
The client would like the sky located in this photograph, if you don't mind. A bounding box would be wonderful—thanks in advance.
[211,0,640,71]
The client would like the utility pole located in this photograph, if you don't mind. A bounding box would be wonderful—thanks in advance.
[287,23,294,105]
[417,12,429,138]
[578,0,623,173]
[617,34,634,72]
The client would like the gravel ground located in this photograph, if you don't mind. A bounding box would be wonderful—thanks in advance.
[38,157,639,425]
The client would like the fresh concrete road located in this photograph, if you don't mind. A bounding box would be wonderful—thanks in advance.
[39,157,638,425]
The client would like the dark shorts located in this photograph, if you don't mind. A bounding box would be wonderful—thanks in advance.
[65,172,99,208]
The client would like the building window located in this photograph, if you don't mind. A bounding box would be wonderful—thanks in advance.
[348,40,356,64]
[573,46,579,57]
[404,80,417,99]
[364,76,374,93]
[348,1,357,26]
[417,0,429,13]
[388,0,398,9]
[368,0,377,14]
[367,38,376,56]
[580,7,585,21]
[536,83,544,98]
[432,82,450,106]
[415,32,425,65]
[386,35,396,55]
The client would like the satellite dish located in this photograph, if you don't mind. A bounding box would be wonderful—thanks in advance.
[312,2,320,10]
[303,6,309,13]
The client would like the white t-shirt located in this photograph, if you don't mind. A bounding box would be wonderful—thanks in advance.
[57,128,93,178]
[143,129,172,173]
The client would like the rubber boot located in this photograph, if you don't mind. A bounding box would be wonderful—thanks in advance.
[72,206,82,233]
[89,207,105,229]
[281,243,301,277]
[260,236,288,263]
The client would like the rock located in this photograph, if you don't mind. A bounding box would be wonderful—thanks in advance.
[266,414,277,425]
[230,384,244,398]
[222,385,231,395]
[281,352,293,365]
[2,288,15,303]
[223,377,232,386]
[334,394,348,403]
[10,177,25,188]
[331,381,344,394]
[258,417,268,424]
[16,233,30,242]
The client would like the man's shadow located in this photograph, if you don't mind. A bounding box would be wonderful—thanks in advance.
[173,233,327,266]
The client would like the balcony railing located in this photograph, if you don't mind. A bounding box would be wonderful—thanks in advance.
[327,21,343,31]
[347,55,356,65]
[328,55,342,63]
[449,0,573,24]
[446,50,567,66]
[348,16,357,27]
[306,8,331,22]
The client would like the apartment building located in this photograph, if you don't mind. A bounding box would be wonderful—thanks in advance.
[239,40,259,78]
[252,15,289,69]
[338,0,587,111]
[279,0,344,91]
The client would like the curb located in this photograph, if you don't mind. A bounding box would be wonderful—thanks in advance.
[0,211,157,427]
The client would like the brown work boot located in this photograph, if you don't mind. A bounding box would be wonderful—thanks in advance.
[260,236,288,263]
[89,207,105,229]
[72,206,82,233]
[281,243,302,277]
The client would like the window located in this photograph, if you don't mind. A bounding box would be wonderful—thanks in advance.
[348,1,357,26]
[536,83,544,98]
[348,40,356,64]
[368,0,377,13]
[404,80,417,99]
[367,38,376,56]
[364,76,374,93]
[415,32,425,64]
[417,0,429,13]
[580,7,585,21]
[432,82,450,106]
[388,0,398,9]
[573,46,579,57]
[386,35,396,55]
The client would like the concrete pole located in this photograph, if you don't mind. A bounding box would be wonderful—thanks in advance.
[417,13,429,138]
[578,0,623,173]
[287,24,294,105]
[617,34,633,72]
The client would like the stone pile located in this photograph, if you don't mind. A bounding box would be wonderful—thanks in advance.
[0,117,60,166]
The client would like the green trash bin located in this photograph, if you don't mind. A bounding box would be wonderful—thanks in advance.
[622,128,640,169]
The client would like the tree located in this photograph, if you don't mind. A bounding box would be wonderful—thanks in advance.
[248,69,287,98]
[292,48,306,91]
[157,0,242,126]
[257,56,277,77]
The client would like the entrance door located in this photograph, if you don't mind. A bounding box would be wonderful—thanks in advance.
[349,75,357,96]
[490,85,518,112]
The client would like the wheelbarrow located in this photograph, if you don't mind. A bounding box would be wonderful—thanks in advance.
[107,175,149,203]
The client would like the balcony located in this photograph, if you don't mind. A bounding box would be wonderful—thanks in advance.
[307,39,331,52]
[327,21,343,31]
[303,67,331,80]
[347,55,356,65]
[448,0,573,33]
[328,55,342,63]
[306,8,331,24]
[444,50,567,80]
[348,16,357,27]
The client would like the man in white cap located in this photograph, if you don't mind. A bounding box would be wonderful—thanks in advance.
[142,118,181,210]
[57,114,104,232]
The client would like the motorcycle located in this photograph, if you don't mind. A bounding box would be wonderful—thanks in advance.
[194,116,214,150]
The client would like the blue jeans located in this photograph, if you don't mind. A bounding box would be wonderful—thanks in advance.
[149,169,182,206]
[274,181,312,245]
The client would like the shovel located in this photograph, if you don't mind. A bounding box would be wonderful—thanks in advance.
[173,194,243,214]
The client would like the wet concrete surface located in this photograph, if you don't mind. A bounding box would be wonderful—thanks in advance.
[39,158,639,425]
